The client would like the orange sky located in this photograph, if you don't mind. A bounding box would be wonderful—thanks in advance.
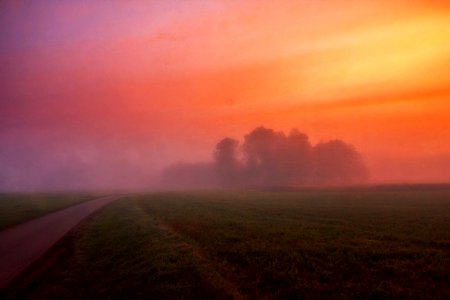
[1,0,450,189]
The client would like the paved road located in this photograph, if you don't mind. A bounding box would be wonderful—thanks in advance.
[0,195,123,288]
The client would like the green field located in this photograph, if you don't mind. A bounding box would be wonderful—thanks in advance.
[5,189,450,299]
[0,193,98,230]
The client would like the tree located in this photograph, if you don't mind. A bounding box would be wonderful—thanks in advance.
[242,127,313,186]
[242,127,282,186]
[312,140,369,185]
[278,129,312,185]
[214,137,241,187]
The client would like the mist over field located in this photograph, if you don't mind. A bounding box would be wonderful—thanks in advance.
[0,127,369,191]
[1,0,450,191]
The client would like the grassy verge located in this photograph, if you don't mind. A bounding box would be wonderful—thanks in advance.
[4,198,227,299]
[0,193,100,230]
[5,189,450,299]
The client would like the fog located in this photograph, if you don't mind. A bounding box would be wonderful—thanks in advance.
[1,1,449,191]
[161,126,369,189]
[0,136,159,192]
[1,122,449,192]
[2,118,450,192]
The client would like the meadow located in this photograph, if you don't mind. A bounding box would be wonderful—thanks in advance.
[4,189,450,299]
[0,193,98,230]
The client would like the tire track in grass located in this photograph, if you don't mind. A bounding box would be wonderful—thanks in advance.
[155,220,245,300]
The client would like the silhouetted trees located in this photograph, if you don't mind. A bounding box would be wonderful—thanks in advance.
[312,140,369,185]
[214,138,241,187]
[242,127,312,186]
[235,126,370,187]
[161,126,369,189]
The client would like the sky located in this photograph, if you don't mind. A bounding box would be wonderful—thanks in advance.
[1,0,450,190]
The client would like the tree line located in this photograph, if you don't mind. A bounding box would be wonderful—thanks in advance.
[161,126,369,189]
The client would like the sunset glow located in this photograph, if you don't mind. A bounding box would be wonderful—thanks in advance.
[1,0,450,189]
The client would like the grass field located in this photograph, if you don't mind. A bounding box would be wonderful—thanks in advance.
[0,193,99,230]
[4,189,450,299]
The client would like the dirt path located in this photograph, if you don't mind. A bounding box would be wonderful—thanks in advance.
[0,195,123,288]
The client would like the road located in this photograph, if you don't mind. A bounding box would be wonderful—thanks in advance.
[0,195,123,288]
